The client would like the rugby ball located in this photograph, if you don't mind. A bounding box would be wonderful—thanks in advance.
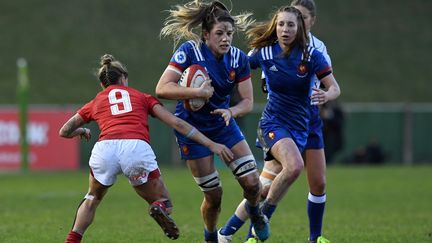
[178,64,209,111]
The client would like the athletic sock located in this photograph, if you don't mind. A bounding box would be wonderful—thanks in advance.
[261,200,277,220]
[204,228,217,242]
[151,201,167,212]
[307,192,326,241]
[220,214,244,235]
[245,201,259,217]
[246,200,276,239]
[246,222,254,239]
[65,230,82,243]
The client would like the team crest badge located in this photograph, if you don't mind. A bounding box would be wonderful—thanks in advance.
[228,69,236,82]
[182,145,189,155]
[174,51,187,64]
[268,132,275,140]
[297,63,308,77]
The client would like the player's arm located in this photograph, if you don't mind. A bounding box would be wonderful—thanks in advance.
[59,113,91,141]
[311,73,341,105]
[210,78,253,126]
[152,104,234,162]
[155,66,213,100]
[229,78,254,118]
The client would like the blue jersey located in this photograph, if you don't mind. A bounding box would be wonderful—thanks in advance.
[249,43,331,132]
[250,43,331,153]
[169,41,251,137]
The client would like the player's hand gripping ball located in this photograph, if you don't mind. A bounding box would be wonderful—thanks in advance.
[178,64,209,111]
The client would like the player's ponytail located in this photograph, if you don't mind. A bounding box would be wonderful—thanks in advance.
[97,54,128,88]
[161,0,254,49]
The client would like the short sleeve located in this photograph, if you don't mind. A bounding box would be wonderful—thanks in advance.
[236,51,251,83]
[247,49,260,70]
[168,41,194,72]
[77,99,95,122]
[312,50,332,80]
[321,44,332,67]
[144,94,162,117]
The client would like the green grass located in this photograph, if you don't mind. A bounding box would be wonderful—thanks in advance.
[1,166,431,242]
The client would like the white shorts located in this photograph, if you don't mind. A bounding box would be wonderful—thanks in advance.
[89,139,159,186]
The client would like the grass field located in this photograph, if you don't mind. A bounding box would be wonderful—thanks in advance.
[1,166,431,242]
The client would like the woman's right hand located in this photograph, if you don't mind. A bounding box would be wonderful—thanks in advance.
[198,79,214,100]
[209,142,234,162]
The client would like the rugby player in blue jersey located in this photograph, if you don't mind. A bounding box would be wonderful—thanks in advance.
[252,1,341,242]
[219,5,340,243]
[156,1,269,242]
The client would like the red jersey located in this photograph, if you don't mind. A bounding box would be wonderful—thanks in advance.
[78,85,160,143]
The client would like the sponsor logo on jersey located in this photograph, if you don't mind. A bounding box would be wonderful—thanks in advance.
[268,131,275,140]
[174,51,187,64]
[297,63,308,78]
[182,145,189,155]
[269,65,278,72]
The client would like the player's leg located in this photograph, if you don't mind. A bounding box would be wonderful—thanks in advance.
[132,169,179,240]
[66,141,118,243]
[304,148,327,242]
[263,137,304,216]
[245,160,282,240]
[241,138,304,241]
[65,173,110,243]
[255,122,305,216]
[187,155,222,243]
[219,140,270,242]
[266,137,304,201]
[119,139,179,240]
[260,160,282,199]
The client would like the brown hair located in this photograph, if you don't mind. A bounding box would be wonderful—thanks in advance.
[246,6,308,57]
[160,0,254,49]
[291,0,317,17]
[97,54,128,88]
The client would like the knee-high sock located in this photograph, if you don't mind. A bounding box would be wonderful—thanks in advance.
[65,231,82,243]
[204,227,218,242]
[307,192,326,241]
[220,214,245,235]
[246,200,276,239]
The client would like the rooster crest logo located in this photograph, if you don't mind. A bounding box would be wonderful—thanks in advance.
[268,132,275,140]
[298,63,307,75]
[182,145,189,155]
[229,69,236,81]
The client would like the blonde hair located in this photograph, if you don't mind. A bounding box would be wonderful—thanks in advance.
[97,54,128,88]
[160,0,254,49]
[247,6,308,56]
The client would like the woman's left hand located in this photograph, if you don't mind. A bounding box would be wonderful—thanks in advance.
[211,108,233,126]
[310,88,328,105]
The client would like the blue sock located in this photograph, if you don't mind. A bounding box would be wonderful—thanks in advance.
[204,228,217,242]
[244,201,259,238]
[262,200,277,220]
[246,200,276,239]
[246,222,254,239]
[307,192,326,241]
[220,214,245,235]
[245,201,259,217]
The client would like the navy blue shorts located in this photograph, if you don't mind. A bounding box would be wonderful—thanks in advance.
[256,119,308,161]
[175,121,245,160]
[305,114,324,150]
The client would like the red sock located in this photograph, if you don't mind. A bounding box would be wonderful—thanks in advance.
[152,201,167,212]
[65,230,82,243]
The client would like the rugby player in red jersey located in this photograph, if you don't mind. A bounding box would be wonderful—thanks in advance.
[61,54,234,243]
